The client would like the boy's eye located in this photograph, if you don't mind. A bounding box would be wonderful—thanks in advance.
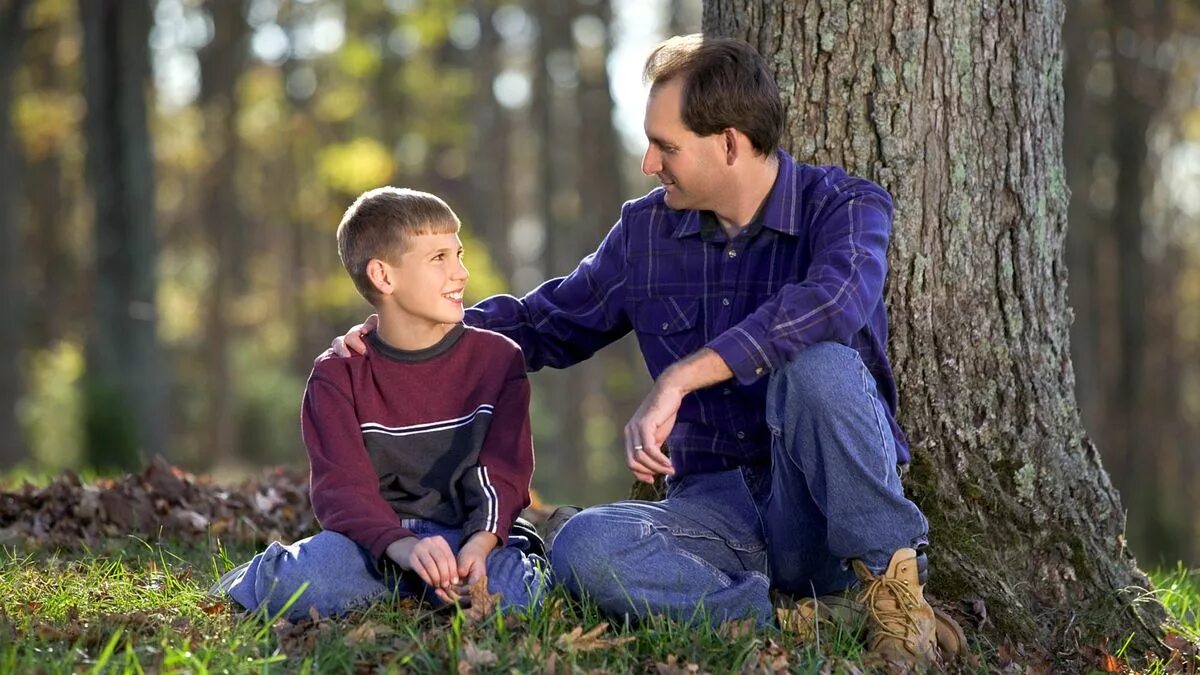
[433,253,444,261]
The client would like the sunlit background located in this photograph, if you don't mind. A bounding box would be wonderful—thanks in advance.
[1,0,1197,570]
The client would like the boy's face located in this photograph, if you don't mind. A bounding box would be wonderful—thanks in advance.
[380,231,469,328]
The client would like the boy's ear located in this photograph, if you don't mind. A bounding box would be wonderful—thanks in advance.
[366,258,395,295]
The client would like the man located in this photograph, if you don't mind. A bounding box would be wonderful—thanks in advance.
[330,34,961,667]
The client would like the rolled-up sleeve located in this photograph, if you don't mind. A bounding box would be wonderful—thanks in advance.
[707,181,892,384]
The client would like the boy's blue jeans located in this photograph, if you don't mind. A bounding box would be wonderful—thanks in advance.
[550,342,929,626]
[224,519,548,621]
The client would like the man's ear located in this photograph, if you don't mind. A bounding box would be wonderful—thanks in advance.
[366,258,395,295]
[723,128,739,165]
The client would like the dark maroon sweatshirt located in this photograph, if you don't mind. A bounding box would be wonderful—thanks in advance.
[302,324,534,564]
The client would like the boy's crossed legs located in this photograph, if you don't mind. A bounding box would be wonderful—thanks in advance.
[221,519,548,622]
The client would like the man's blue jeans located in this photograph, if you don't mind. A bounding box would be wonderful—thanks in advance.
[224,519,549,621]
[550,342,929,626]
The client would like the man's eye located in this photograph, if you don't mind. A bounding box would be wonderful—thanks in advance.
[433,254,444,261]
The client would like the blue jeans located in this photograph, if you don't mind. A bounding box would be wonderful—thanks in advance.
[224,519,549,621]
[550,342,928,626]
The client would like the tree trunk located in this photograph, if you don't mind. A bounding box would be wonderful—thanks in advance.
[704,0,1166,650]
[196,0,250,468]
[79,0,167,470]
[1105,0,1172,565]
[468,0,516,282]
[533,0,591,499]
[0,0,32,469]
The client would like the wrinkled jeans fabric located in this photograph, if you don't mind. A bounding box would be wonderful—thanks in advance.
[550,342,928,626]
[224,519,548,621]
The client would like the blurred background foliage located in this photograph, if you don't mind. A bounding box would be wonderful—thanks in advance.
[0,0,1198,570]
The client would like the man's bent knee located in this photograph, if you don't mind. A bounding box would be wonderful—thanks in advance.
[549,507,643,596]
[772,342,863,410]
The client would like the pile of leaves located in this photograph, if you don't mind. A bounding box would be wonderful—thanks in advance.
[0,457,318,550]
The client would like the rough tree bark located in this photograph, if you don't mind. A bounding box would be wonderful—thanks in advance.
[79,0,168,470]
[705,0,1165,649]
[0,0,32,469]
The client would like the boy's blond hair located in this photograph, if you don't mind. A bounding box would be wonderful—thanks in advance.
[336,187,461,303]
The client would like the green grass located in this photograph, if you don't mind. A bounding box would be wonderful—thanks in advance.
[0,538,872,674]
[2,535,1197,674]
[1150,564,1200,642]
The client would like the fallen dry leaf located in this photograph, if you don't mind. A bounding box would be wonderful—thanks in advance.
[457,641,498,674]
[1098,650,1124,673]
[655,654,701,674]
[716,617,755,640]
[555,622,635,653]
[464,576,502,623]
[344,621,394,646]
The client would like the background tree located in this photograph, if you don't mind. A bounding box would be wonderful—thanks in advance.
[703,0,1166,648]
[79,0,167,470]
[196,0,250,468]
[0,0,32,468]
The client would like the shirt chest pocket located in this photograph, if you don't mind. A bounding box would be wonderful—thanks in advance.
[632,297,703,360]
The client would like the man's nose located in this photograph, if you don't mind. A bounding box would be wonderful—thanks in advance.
[641,146,660,176]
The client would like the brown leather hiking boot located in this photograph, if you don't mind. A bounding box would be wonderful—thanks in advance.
[853,548,938,668]
[774,587,965,662]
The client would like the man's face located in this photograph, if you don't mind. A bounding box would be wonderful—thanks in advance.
[382,231,469,328]
[641,78,726,211]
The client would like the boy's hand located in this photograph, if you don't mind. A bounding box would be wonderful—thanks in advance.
[386,535,460,603]
[318,314,378,363]
[457,531,500,587]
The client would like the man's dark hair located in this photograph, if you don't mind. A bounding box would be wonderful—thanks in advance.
[336,187,460,303]
[643,34,784,156]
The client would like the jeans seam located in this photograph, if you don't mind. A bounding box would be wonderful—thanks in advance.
[736,468,768,552]
[857,358,892,479]
[675,549,733,589]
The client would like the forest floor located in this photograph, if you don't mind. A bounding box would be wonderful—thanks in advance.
[1,459,1197,674]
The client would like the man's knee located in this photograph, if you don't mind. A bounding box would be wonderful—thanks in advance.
[772,342,863,411]
[549,507,639,593]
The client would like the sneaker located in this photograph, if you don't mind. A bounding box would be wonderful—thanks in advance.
[852,548,938,668]
[543,505,581,556]
[208,560,252,598]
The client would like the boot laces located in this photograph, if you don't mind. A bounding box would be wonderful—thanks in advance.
[859,575,921,642]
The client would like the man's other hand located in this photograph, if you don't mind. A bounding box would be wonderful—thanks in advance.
[315,314,379,364]
[624,380,681,484]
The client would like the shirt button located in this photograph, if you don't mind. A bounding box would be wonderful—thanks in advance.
[736,431,746,440]
[721,298,730,306]
[727,249,738,259]
[661,322,670,331]
[722,388,731,395]
[755,367,764,375]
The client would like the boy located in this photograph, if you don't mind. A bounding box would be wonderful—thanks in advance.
[216,187,548,621]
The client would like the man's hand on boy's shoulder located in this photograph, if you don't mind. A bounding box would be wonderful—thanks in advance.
[386,534,460,603]
[318,314,378,363]
[457,531,500,586]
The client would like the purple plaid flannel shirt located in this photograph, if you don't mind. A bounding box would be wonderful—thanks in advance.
[465,149,909,475]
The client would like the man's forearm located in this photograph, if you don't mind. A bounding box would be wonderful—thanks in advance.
[659,348,733,396]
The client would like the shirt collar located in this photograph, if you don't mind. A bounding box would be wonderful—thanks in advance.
[670,148,801,240]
